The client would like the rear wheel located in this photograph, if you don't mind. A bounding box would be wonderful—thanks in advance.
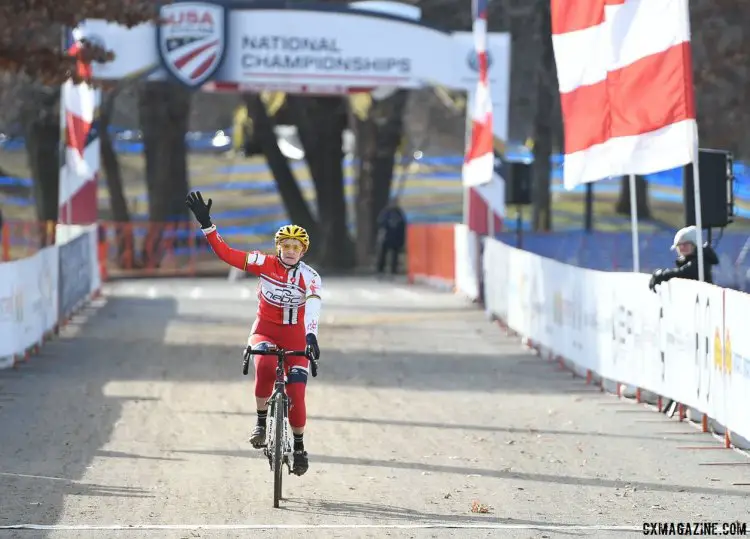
[272,394,284,508]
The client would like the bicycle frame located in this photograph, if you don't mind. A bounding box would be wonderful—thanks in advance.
[265,349,298,469]
[243,345,317,508]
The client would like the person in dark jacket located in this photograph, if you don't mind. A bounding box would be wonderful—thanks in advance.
[376,198,407,276]
[649,225,719,291]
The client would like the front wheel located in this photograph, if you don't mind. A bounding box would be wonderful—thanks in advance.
[273,394,284,508]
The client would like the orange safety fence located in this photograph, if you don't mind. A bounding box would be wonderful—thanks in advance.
[406,223,456,287]
[1,220,57,262]
[6,220,461,285]
[98,220,219,279]
[3,219,280,280]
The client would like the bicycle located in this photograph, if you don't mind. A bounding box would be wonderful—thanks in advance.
[243,344,319,508]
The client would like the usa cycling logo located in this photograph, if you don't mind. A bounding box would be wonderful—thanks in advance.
[157,2,227,88]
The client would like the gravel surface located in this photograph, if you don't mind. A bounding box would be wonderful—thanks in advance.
[1,277,748,539]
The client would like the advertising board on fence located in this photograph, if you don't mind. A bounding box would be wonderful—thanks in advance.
[0,245,59,368]
[722,290,750,440]
[0,226,99,370]
[58,230,93,321]
[481,236,750,443]
[454,224,479,301]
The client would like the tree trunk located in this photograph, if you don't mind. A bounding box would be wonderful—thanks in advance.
[244,93,318,242]
[137,80,192,267]
[294,97,355,270]
[100,87,134,267]
[353,91,408,266]
[354,110,377,266]
[287,95,330,221]
[20,86,59,246]
[531,0,555,232]
[615,175,652,219]
[137,80,191,223]
[100,91,130,224]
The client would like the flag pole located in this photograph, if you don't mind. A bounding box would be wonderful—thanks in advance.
[462,89,472,227]
[691,139,705,282]
[628,174,640,272]
[487,202,494,237]
[60,27,71,231]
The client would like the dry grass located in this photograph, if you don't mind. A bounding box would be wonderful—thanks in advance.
[2,148,748,237]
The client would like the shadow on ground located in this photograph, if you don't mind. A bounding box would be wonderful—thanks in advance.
[3,289,744,534]
[278,496,627,534]
[0,292,576,530]
[177,411,712,446]
[173,445,749,499]
[0,297,177,529]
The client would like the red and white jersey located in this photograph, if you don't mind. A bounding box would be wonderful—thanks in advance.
[201,225,322,336]
[246,250,321,333]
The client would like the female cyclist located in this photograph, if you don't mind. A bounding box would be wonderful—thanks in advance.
[186,191,322,476]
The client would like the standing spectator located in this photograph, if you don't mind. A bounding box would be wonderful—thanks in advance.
[376,198,407,276]
[648,225,719,291]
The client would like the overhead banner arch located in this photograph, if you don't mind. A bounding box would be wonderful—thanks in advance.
[73,0,510,140]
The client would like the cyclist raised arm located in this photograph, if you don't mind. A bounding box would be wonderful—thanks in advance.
[186,191,322,476]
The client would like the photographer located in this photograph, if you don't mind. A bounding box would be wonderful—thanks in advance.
[649,225,719,290]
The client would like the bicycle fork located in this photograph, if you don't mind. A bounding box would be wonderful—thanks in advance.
[264,386,293,470]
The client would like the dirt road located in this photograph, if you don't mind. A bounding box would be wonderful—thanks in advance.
[1,277,748,539]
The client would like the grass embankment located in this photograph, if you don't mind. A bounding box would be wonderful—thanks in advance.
[2,149,748,249]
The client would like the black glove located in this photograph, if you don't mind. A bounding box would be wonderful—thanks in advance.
[186,191,213,229]
[649,269,664,292]
[305,333,320,361]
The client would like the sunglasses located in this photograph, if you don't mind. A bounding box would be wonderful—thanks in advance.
[279,242,304,253]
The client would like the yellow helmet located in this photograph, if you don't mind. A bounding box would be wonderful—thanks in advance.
[274,224,310,252]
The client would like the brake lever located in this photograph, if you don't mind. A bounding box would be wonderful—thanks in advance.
[242,348,251,375]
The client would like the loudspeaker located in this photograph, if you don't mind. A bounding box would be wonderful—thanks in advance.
[683,148,735,229]
[505,161,532,205]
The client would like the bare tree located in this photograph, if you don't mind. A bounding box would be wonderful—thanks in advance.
[0,0,159,241]
[0,2,157,85]
[136,81,192,224]
[530,0,555,231]
[100,80,137,225]
[690,0,749,159]
[615,0,749,217]
[352,91,409,266]
[244,93,318,238]
[615,175,652,220]
[290,95,355,269]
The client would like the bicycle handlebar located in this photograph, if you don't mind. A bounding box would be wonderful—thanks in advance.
[242,346,318,378]
[248,348,309,357]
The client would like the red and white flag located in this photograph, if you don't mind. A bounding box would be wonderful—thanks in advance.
[462,0,494,188]
[552,0,697,189]
[58,36,101,225]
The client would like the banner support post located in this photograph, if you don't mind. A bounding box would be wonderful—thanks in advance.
[628,174,640,272]
[462,89,472,228]
[691,142,705,282]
